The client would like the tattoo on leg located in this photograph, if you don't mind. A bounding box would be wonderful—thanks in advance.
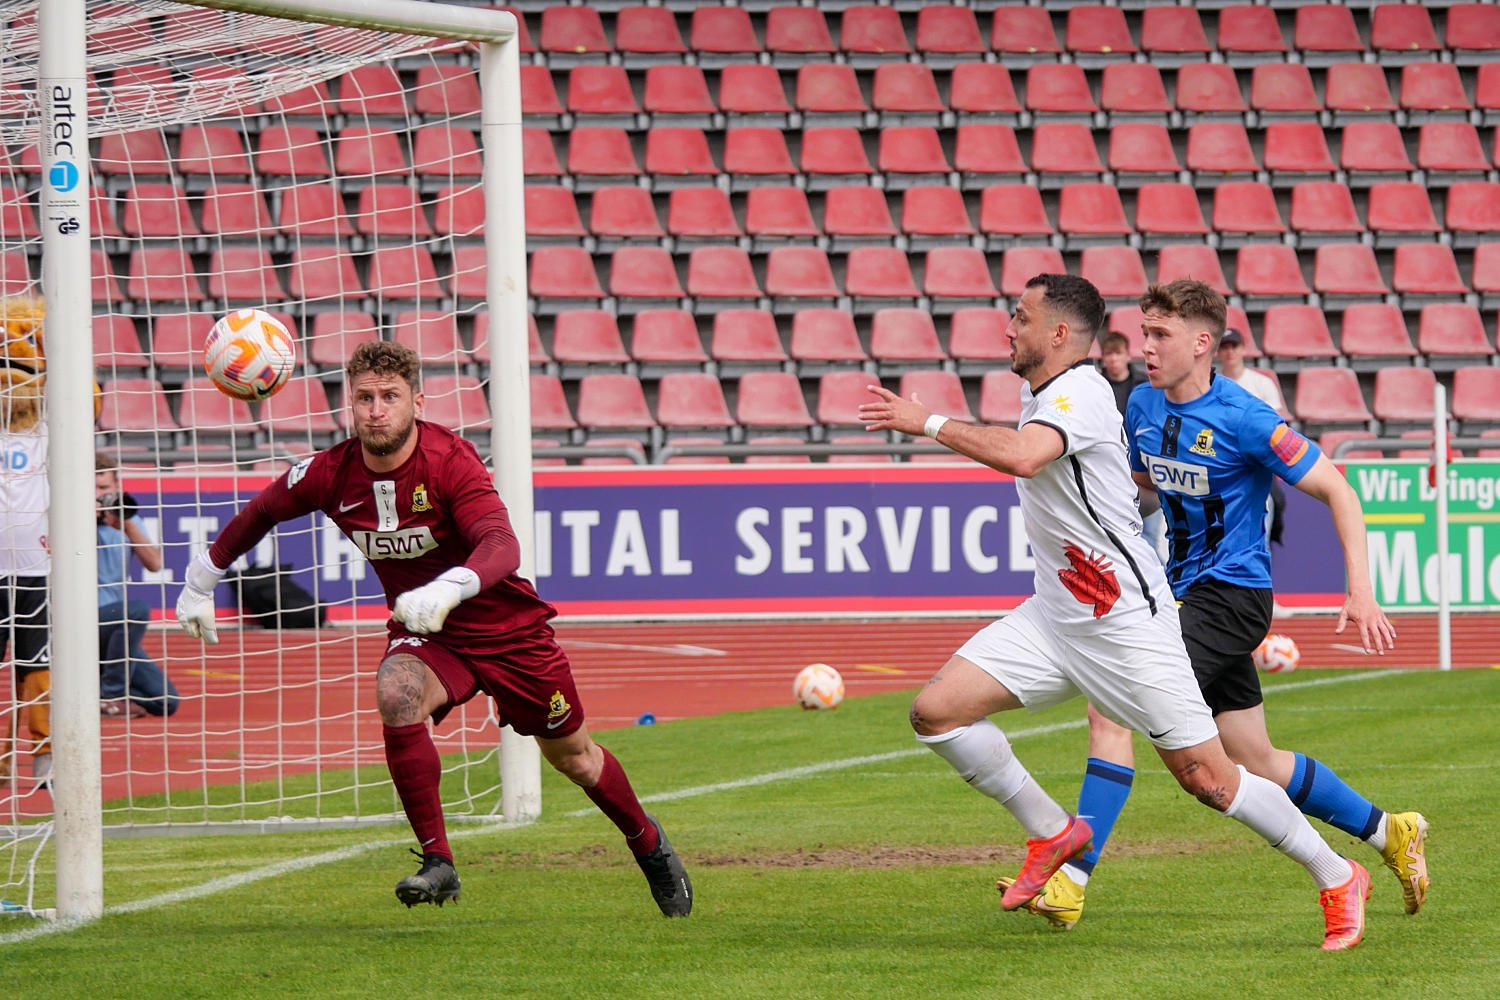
[1196,785,1230,810]
[377,653,429,726]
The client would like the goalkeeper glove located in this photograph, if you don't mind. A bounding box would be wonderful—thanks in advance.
[393,567,480,634]
[177,550,227,644]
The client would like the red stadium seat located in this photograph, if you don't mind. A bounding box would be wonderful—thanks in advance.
[1212,182,1287,245]
[1176,63,1249,120]
[791,308,868,368]
[1312,243,1390,307]
[1371,6,1439,64]
[1325,63,1398,124]
[795,64,870,127]
[412,126,483,183]
[207,247,282,306]
[271,182,351,241]
[1400,63,1473,123]
[1289,182,1364,245]
[354,184,433,238]
[1448,3,1500,66]
[1108,124,1181,186]
[915,5,985,66]
[1263,122,1337,187]
[393,310,466,366]
[765,7,835,68]
[1155,244,1230,295]
[1476,243,1500,309]
[148,312,212,370]
[870,309,947,372]
[1024,64,1098,121]
[744,187,819,250]
[949,63,1022,124]
[1416,303,1493,367]
[258,378,343,438]
[1261,305,1340,366]
[421,374,491,439]
[631,310,709,373]
[877,126,952,189]
[690,7,760,68]
[566,127,644,191]
[529,246,605,313]
[1392,243,1469,305]
[1218,6,1289,66]
[98,378,178,436]
[529,374,578,435]
[978,184,1055,248]
[616,6,688,67]
[335,64,404,119]
[126,248,204,303]
[552,310,629,372]
[176,125,250,179]
[1134,183,1212,247]
[949,308,1012,376]
[900,187,975,249]
[723,129,796,191]
[566,66,641,127]
[1445,182,1500,247]
[1249,64,1321,122]
[1234,244,1310,306]
[524,185,587,246]
[954,124,1027,189]
[823,186,898,250]
[666,187,741,244]
[800,127,876,190]
[96,129,171,180]
[643,66,716,128]
[656,373,734,436]
[737,371,815,431]
[287,246,363,304]
[685,246,762,309]
[412,64,481,118]
[923,246,999,311]
[307,312,379,368]
[522,128,564,180]
[539,6,610,65]
[1079,246,1149,302]
[332,126,407,179]
[609,246,685,312]
[1056,184,1131,248]
[0,187,37,245]
[991,8,1062,64]
[576,374,655,437]
[900,370,973,424]
[1140,7,1210,67]
[1293,6,1365,67]
[1340,122,1415,185]
[817,371,883,430]
[1065,6,1137,66]
[177,377,255,441]
[872,63,945,128]
[845,247,920,313]
[1185,122,1259,184]
[998,247,1065,300]
[121,183,199,238]
[840,5,911,66]
[93,315,149,374]
[710,310,788,373]
[520,65,564,127]
[1417,123,1489,184]
[367,246,445,301]
[1367,182,1442,247]
[1452,367,1500,431]
[1339,303,1417,369]
[1372,367,1439,425]
[1100,65,1171,125]
[1031,123,1105,187]
[979,370,1027,426]
[1292,367,1372,427]
[718,65,793,127]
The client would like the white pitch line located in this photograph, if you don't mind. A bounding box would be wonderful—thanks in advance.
[564,640,728,657]
[0,669,1394,943]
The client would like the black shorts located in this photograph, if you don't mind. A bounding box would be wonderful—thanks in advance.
[1177,578,1273,716]
[0,575,49,679]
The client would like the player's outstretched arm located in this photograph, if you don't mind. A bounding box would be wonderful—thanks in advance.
[1292,456,1397,653]
[393,567,481,634]
[177,551,227,644]
[857,386,1063,477]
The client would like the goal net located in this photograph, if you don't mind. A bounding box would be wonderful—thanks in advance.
[0,0,532,919]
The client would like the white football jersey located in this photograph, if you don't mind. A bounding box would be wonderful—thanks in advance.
[1015,362,1172,631]
[0,426,49,576]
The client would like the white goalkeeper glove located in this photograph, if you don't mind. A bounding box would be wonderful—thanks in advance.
[393,567,480,634]
[177,550,228,644]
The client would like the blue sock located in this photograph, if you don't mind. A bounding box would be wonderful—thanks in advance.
[1071,758,1135,875]
[1285,753,1382,839]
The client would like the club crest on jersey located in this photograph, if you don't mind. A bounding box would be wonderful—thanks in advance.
[411,482,432,513]
[1189,428,1216,457]
[545,690,573,730]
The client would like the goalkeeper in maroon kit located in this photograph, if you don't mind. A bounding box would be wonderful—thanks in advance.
[176,341,691,916]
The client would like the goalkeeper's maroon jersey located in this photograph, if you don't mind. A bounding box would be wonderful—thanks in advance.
[209,421,554,650]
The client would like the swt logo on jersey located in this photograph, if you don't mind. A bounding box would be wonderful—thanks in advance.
[1144,454,1211,496]
[352,526,438,559]
[1269,424,1310,467]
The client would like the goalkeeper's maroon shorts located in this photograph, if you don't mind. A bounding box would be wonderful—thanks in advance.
[384,622,586,739]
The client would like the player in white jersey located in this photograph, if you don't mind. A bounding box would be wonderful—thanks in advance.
[858,274,1372,950]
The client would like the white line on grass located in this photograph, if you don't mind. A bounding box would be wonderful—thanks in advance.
[0,669,1395,943]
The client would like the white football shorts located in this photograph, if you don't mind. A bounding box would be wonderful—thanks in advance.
[955,597,1218,752]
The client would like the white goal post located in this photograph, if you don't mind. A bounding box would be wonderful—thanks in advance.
[6,0,536,922]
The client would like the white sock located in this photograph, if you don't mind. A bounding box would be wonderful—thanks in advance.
[1222,765,1353,890]
[1365,812,1389,852]
[1060,862,1089,886]
[918,719,1069,840]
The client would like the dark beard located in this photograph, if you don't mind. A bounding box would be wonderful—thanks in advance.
[361,421,414,456]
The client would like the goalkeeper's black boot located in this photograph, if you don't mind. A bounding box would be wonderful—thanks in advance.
[633,815,692,917]
[395,849,461,907]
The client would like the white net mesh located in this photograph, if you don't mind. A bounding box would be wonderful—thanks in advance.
[1,0,511,915]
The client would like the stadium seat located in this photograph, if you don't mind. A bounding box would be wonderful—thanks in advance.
[922,246,1000,312]
[126,248,204,303]
[979,369,1026,426]
[823,186,898,251]
[841,5,911,68]
[1212,182,1287,246]
[1108,124,1181,187]
[900,187,975,251]
[1106,306,1146,358]
[93,315,149,375]
[900,371,973,427]
[1445,182,1500,248]
[1261,305,1340,370]
[1312,243,1390,308]
[176,124,250,181]
[1416,302,1493,368]
[1317,429,1380,460]
[120,183,199,238]
[1139,7,1210,67]
[529,374,578,437]
[1293,5,1365,67]
[631,310,708,375]
[1325,63,1399,125]
[1176,63,1250,121]
[1249,64,1322,122]
[529,246,605,313]
[656,372,734,437]
[1079,246,1149,302]
[523,186,586,248]
[98,378,179,439]
[915,5,985,68]
[666,187,740,248]
[1184,122,1258,185]
[979,184,1055,248]
[1263,122,1337,187]
[872,63,945,129]
[990,7,1062,65]
[367,246,444,302]
[1367,181,1442,247]
[551,310,630,376]
[1134,183,1212,248]
[286,246,363,305]
[1292,366,1372,428]
[0,248,31,299]
[737,371,816,433]
[953,124,1027,190]
[1478,64,1500,126]
[575,374,655,438]
[949,308,1012,376]
[1340,122,1415,186]
[1448,3,1500,66]
[1024,64,1098,123]
[685,246,762,311]
[1234,244,1310,308]
[796,64,870,129]
[393,311,466,367]
[1452,367,1500,432]
[446,245,487,303]
[616,6,688,68]
[432,184,484,240]
[354,184,433,238]
[335,64,405,119]
[147,312,212,370]
[1218,6,1289,67]
[723,129,796,192]
[176,377,255,445]
[1400,63,1473,126]
[1156,244,1230,295]
[690,7,761,69]
[411,126,483,186]
[609,246,686,313]
[801,127,876,191]
[1416,123,1489,185]
[710,310,789,376]
[90,193,124,242]
[718,65,794,128]
[189,183,264,243]
[421,374,492,442]
[307,312,380,368]
[520,65,565,129]
[1471,242,1500,309]
[949,63,1022,125]
[258,378,343,441]
[1372,367,1439,426]
[208,247,282,306]
[817,370,882,431]
[1289,182,1364,246]
[845,247,920,314]
[1339,303,1417,370]
[522,128,564,180]
[260,74,329,118]
[539,6,610,67]
[643,66,716,129]
[566,66,640,128]
[792,306,869,371]
[1031,123,1105,188]
[1370,5,1440,65]
[95,129,171,184]
[744,187,819,251]
[1066,6,1136,67]
[765,7,835,69]
[332,126,407,181]
[999,247,1066,299]
[1056,184,1131,248]
[870,309,947,374]
[1100,65,1172,126]
[566,128,643,191]
[1391,243,1469,307]
[877,126,952,189]
[412,64,481,119]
